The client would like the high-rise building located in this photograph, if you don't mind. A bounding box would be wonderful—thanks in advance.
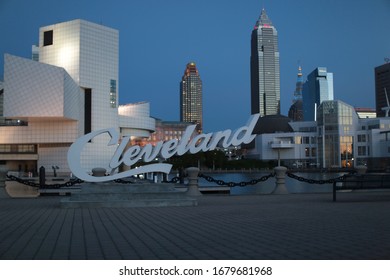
[0,81,4,125]
[288,66,304,121]
[302,67,334,121]
[293,65,304,102]
[250,8,280,116]
[375,62,390,117]
[180,62,203,133]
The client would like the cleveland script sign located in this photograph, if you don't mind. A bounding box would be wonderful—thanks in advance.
[67,114,260,182]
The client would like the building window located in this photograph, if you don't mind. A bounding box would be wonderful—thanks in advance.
[305,148,310,157]
[43,30,53,46]
[358,146,367,156]
[110,79,117,108]
[84,88,92,135]
[358,134,366,142]
[0,144,36,154]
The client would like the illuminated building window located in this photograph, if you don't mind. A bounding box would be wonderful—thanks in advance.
[110,79,117,108]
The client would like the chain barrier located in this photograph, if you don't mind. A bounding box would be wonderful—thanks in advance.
[286,171,348,185]
[7,171,353,189]
[166,171,350,187]
[113,179,135,184]
[162,177,181,184]
[6,175,84,189]
[198,172,275,188]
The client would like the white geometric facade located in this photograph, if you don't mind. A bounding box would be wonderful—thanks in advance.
[4,54,83,120]
[119,102,155,138]
[0,19,155,175]
[39,19,120,130]
[38,20,120,173]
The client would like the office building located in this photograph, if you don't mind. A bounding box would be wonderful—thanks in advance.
[180,62,203,133]
[250,8,280,116]
[302,67,334,121]
[375,62,390,117]
[147,119,196,147]
[247,100,390,170]
[0,19,155,175]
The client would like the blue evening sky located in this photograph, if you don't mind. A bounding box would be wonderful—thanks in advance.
[1,0,389,132]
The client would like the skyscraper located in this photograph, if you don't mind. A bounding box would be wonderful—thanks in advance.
[293,65,304,102]
[250,8,280,116]
[180,62,203,133]
[288,66,304,121]
[375,62,390,117]
[302,67,334,121]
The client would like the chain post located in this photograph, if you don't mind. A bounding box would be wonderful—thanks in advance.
[273,166,288,194]
[0,165,9,198]
[186,167,202,196]
[39,166,46,188]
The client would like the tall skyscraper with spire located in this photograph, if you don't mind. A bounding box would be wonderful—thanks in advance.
[180,62,203,133]
[288,66,304,121]
[293,65,304,102]
[250,8,280,117]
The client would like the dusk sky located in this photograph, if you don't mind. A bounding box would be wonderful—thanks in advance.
[1,0,389,132]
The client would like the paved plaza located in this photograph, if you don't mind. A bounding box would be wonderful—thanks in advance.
[1,188,390,260]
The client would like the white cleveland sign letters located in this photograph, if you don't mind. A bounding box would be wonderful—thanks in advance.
[67,114,260,182]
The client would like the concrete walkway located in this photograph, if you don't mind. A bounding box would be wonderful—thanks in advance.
[1,189,390,260]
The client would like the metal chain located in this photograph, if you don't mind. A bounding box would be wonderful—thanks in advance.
[286,172,347,185]
[8,171,352,189]
[113,179,134,184]
[162,177,181,184]
[198,172,275,188]
[6,175,84,189]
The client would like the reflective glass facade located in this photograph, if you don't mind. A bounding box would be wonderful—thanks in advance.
[303,67,334,121]
[317,100,357,168]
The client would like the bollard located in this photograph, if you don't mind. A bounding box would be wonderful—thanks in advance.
[0,165,9,198]
[273,166,288,194]
[39,166,46,188]
[179,168,185,184]
[92,168,106,177]
[186,167,202,196]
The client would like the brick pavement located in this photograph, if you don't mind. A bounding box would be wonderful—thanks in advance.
[1,190,390,260]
